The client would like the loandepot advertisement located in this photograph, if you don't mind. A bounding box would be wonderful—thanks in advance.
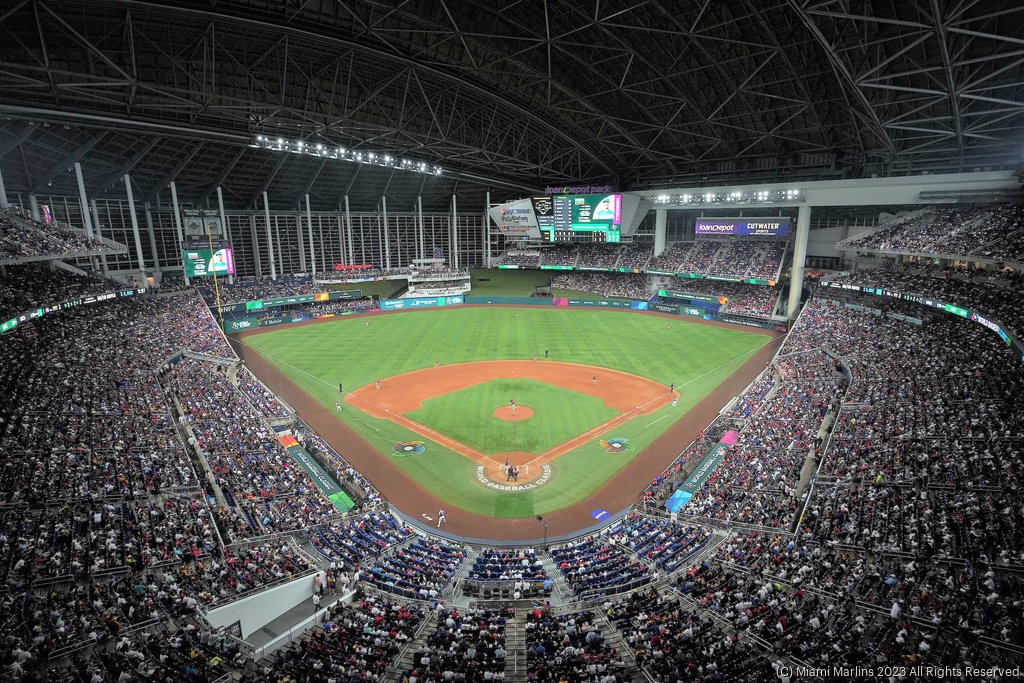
[183,246,236,277]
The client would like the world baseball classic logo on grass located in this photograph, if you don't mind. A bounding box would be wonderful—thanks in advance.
[392,441,426,456]
[599,438,635,454]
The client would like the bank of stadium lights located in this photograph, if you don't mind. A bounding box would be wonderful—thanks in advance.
[252,136,443,176]
[653,189,800,205]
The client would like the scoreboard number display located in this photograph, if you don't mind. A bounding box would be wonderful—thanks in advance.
[550,193,622,243]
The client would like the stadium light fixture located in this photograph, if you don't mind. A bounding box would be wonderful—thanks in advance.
[651,187,803,206]
[251,135,443,176]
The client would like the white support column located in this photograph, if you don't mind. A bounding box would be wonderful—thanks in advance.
[305,194,316,277]
[123,175,147,278]
[216,186,232,284]
[263,191,277,280]
[417,196,425,260]
[484,191,491,266]
[276,216,285,276]
[451,194,458,269]
[654,208,667,257]
[297,212,306,273]
[342,202,350,266]
[73,162,98,270]
[250,212,262,278]
[144,202,161,273]
[170,182,187,286]
[29,194,40,222]
[91,198,109,276]
[382,196,391,270]
[0,167,8,209]
[73,163,93,238]
[787,204,812,320]
[344,195,354,265]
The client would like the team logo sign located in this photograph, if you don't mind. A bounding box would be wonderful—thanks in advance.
[392,441,426,456]
[599,438,635,454]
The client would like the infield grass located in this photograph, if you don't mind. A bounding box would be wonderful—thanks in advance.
[241,306,770,517]
[407,378,619,455]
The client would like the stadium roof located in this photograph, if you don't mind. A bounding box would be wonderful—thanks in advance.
[0,0,1022,210]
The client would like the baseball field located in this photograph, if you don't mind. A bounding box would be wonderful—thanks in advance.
[235,305,775,534]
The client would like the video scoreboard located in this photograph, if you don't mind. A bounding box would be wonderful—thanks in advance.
[182,240,235,277]
[532,194,622,243]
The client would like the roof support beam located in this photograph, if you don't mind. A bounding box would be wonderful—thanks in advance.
[30,132,107,192]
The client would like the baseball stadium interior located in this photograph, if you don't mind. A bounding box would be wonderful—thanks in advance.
[1,1,1023,682]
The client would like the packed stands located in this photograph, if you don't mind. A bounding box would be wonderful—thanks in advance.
[405,605,513,682]
[270,595,424,681]
[658,278,781,319]
[306,511,412,567]
[549,536,653,598]
[196,275,322,305]
[365,537,466,600]
[606,514,714,573]
[526,606,629,682]
[608,588,774,682]
[841,204,1024,262]
[0,263,121,318]
[824,262,1024,342]
[539,244,578,268]
[550,272,649,299]
[0,208,124,262]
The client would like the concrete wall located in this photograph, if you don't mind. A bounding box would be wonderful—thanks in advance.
[807,225,851,258]
[204,570,324,639]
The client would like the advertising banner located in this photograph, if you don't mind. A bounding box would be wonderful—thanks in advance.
[277,435,354,512]
[565,298,633,308]
[1,287,147,335]
[821,279,1024,364]
[488,198,541,238]
[694,219,790,236]
[380,295,464,310]
[664,432,735,513]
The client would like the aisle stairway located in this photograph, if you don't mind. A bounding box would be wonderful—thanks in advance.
[595,611,647,683]
[387,609,438,682]
[504,609,527,683]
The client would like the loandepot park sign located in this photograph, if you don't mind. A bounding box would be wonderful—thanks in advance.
[544,184,613,195]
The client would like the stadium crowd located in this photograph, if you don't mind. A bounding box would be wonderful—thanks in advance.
[550,272,650,299]
[842,204,1024,262]
[0,208,122,262]
[3,227,1024,682]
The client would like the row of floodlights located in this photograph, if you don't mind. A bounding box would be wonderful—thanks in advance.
[253,136,443,175]
[654,189,800,204]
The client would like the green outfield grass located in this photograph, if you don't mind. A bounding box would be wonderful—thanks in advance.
[241,306,769,517]
[406,378,619,455]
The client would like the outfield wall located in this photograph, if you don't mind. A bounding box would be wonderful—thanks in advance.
[223,293,786,334]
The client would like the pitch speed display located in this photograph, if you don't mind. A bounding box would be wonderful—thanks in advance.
[550,194,622,243]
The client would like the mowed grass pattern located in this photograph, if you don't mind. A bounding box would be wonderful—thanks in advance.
[407,378,619,455]
[241,306,770,517]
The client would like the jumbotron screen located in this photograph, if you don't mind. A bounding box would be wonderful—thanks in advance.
[183,242,235,277]
[546,194,622,243]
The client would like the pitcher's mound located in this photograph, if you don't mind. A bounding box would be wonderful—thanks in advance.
[493,405,533,421]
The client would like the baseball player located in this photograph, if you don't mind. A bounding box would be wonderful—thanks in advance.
[376,379,382,391]
[336,401,342,413]
[437,509,447,527]
[510,399,516,415]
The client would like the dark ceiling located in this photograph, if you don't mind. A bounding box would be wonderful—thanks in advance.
[0,0,1021,211]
